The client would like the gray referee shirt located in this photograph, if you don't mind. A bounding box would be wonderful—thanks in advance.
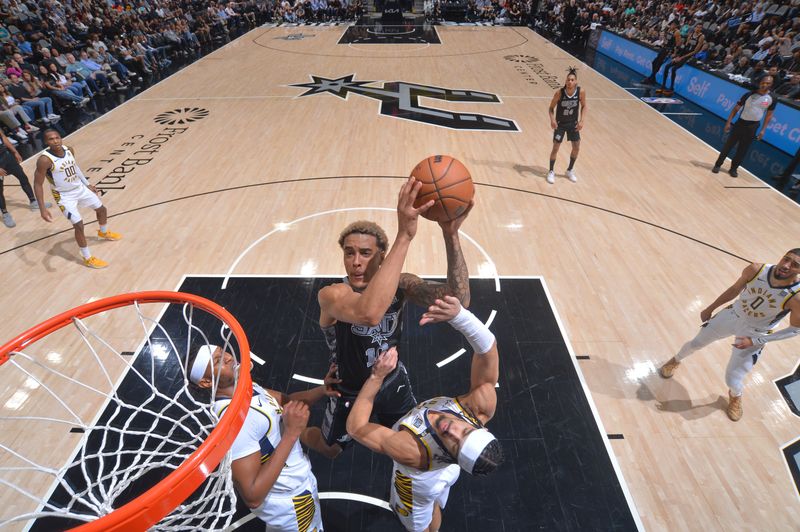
[737,90,777,122]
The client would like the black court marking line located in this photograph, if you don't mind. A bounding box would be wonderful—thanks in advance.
[576,355,591,360]
[121,351,134,356]
[0,175,749,263]
[723,186,771,189]
[69,427,85,433]
[607,434,625,439]
[250,25,529,59]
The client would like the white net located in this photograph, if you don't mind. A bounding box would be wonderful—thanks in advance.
[0,295,248,530]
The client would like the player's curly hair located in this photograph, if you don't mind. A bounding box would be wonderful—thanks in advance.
[471,439,505,476]
[338,221,389,252]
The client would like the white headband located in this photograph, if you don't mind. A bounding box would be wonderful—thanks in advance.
[457,428,496,474]
[190,344,218,384]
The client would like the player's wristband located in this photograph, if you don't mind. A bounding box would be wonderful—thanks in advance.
[754,326,800,345]
[448,307,495,355]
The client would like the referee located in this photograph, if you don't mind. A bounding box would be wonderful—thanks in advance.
[712,76,776,177]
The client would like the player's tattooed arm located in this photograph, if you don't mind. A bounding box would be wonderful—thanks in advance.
[399,235,470,308]
[398,201,473,308]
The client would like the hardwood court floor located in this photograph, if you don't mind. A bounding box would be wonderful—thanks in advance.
[1,23,799,530]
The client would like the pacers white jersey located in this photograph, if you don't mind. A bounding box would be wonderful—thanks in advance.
[213,383,312,495]
[41,147,84,193]
[733,264,800,331]
[393,395,481,472]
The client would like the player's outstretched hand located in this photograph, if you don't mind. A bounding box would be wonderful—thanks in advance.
[372,346,398,379]
[700,307,712,323]
[419,295,462,326]
[40,208,53,223]
[438,198,475,235]
[323,363,342,398]
[397,176,434,241]
[282,400,310,437]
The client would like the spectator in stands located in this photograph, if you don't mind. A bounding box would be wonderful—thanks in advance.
[775,74,800,100]
[10,71,59,123]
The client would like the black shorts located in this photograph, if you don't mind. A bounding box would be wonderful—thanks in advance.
[553,125,580,143]
[320,361,416,448]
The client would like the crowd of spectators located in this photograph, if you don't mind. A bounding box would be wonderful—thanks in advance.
[534,0,800,101]
[0,0,366,145]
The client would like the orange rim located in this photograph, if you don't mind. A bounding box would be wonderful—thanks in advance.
[0,291,252,531]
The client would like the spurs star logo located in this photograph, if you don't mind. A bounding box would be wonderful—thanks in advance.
[290,74,519,131]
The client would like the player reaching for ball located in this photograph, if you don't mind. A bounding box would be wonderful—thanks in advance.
[302,174,474,460]
[547,67,587,185]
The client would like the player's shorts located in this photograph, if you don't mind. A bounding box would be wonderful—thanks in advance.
[553,124,580,143]
[390,463,461,532]
[254,474,324,532]
[52,186,102,224]
[321,361,416,449]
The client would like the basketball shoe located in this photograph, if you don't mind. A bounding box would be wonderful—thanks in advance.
[546,171,555,184]
[659,357,680,378]
[84,256,108,269]
[97,230,122,240]
[726,391,742,421]
[566,169,577,183]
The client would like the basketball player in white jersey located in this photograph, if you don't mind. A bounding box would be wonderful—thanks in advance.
[33,129,121,269]
[347,296,503,532]
[547,67,587,184]
[190,345,339,531]
[660,249,800,421]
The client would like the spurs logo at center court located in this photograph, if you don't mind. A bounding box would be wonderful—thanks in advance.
[290,74,519,131]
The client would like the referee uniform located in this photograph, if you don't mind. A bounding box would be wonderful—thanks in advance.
[713,86,776,177]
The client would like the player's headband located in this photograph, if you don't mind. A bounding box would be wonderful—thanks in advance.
[458,428,497,474]
[190,344,218,384]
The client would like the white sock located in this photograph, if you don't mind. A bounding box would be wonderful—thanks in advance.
[99,225,108,233]
[80,247,91,259]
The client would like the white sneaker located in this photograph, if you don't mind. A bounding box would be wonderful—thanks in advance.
[47,113,61,120]
[566,169,577,183]
[8,137,18,145]
[546,170,555,184]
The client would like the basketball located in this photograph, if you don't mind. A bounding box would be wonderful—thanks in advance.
[410,155,474,222]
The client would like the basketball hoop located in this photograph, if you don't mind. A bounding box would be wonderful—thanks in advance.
[0,291,252,530]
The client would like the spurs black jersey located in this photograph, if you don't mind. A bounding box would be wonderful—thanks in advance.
[680,31,701,55]
[322,280,405,392]
[663,29,677,52]
[555,87,581,128]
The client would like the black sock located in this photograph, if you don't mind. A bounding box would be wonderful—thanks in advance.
[549,159,555,171]
[568,156,576,170]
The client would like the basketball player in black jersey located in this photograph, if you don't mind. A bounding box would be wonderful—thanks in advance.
[657,23,705,96]
[547,67,587,184]
[643,20,681,85]
[303,176,474,459]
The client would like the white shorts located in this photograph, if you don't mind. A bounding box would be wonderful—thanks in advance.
[254,474,323,532]
[390,463,460,532]
[52,186,102,225]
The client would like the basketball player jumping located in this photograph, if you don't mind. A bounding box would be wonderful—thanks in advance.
[659,249,800,421]
[33,129,121,268]
[347,295,503,532]
[304,176,474,460]
[189,345,340,531]
[547,67,587,184]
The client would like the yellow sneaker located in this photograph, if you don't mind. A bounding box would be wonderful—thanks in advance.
[659,357,680,378]
[84,256,108,269]
[726,392,743,422]
[97,230,122,241]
